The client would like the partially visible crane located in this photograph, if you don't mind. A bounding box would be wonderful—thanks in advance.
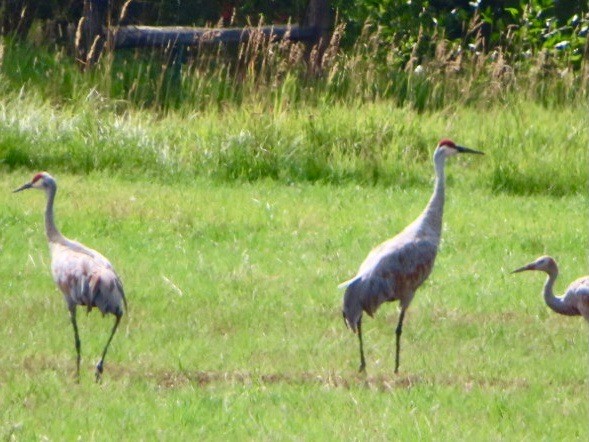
[14,172,127,382]
[340,139,483,373]
[512,256,589,323]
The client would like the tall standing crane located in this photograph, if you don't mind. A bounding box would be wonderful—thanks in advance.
[340,139,483,373]
[14,172,127,382]
[512,256,589,323]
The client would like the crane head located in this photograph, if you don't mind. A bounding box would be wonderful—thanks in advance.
[512,255,558,274]
[436,139,484,157]
[13,172,56,193]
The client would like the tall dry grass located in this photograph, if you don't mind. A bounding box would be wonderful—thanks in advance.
[0,16,586,193]
[1,13,587,112]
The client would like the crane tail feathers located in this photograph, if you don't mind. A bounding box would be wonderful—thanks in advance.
[116,279,128,316]
[338,276,360,289]
[122,294,128,315]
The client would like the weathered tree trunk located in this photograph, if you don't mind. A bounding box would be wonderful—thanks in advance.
[112,25,317,48]
[75,0,108,68]
[301,0,331,73]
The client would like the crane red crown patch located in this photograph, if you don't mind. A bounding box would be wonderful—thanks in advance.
[438,139,456,148]
[32,173,45,183]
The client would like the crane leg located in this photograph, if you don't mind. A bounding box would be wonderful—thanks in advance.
[95,313,121,382]
[394,308,406,374]
[357,318,366,372]
[69,308,81,382]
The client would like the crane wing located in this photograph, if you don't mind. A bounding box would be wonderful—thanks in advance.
[570,276,589,290]
[370,238,437,296]
[340,236,438,316]
[356,236,437,284]
[566,276,589,300]
[63,238,115,271]
[51,243,125,316]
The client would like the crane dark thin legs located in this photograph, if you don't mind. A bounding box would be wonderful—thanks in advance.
[394,308,406,374]
[69,308,81,381]
[357,319,366,372]
[95,313,121,382]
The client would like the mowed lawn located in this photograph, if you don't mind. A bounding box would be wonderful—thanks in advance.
[0,171,587,439]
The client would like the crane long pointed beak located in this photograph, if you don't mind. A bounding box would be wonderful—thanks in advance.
[456,145,484,155]
[512,264,534,274]
[13,182,33,193]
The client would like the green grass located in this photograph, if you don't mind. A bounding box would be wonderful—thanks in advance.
[0,29,588,440]
[0,172,587,439]
[0,87,587,195]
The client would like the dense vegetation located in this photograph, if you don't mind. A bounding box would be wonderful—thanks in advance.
[0,2,587,440]
[1,2,587,194]
[1,173,586,440]
[2,1,587,114]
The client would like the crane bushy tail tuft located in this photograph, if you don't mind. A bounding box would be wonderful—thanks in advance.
[338,275,361,289]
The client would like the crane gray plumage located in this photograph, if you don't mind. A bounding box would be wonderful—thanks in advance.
[14,172,127,381]
[340,139,483,373]
[512,256,589,323]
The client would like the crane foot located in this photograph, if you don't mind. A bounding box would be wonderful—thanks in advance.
[95,360,104,382]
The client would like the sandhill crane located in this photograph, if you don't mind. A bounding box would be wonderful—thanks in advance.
[339,139,483,373]
[512,256,589,323]
[14,172,127,381]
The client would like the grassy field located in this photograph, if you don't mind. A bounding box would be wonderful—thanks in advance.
[1,89,587,195]
[0,170,587,439]
[1,29,588,439]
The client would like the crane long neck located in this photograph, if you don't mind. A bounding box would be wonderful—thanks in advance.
[421,154,445,235]
[44,184,64,244]
[542,268,575,316]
